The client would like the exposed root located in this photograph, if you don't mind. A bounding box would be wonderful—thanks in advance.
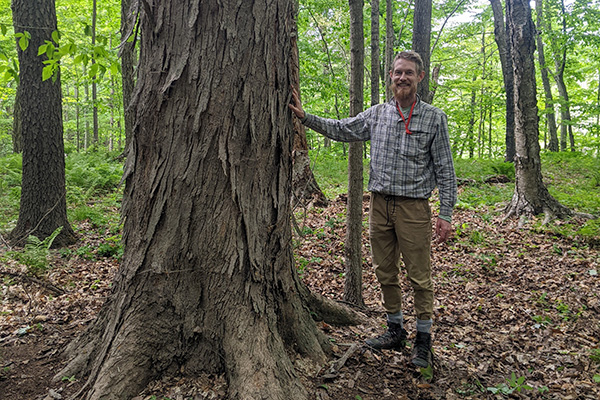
[298,280,365,326]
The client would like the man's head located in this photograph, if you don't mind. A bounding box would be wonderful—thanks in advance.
[389,51,425,106]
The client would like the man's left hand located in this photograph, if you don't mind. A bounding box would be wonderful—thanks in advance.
[435,217,452,244]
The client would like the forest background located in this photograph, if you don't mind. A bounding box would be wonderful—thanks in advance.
[1,0,600,399]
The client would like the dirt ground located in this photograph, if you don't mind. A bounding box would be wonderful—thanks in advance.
[2,196,599,399]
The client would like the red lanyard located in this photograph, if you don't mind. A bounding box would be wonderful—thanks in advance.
[396,100,416,135]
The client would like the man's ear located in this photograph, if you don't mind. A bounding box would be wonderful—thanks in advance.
[418,70,425,82]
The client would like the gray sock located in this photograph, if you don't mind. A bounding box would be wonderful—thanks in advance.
[416,318,432,333]
[387,311,404,328]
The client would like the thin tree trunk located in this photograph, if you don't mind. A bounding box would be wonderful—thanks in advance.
[384,0,394,99]
[9,0,76,246]
[412,0,432,103]
[91,0,99,145]
[490,0,516,162]
[344,0,365,308]
[534,0,559,152]
[371,0,380,107]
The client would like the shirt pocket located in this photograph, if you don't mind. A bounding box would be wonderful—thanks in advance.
[400,131,430,158]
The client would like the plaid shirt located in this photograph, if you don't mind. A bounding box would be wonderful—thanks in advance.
[303,96,457,217]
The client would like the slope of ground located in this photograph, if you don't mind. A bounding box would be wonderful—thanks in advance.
[1,194,599,399]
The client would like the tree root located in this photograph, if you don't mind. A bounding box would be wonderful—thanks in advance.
[298,279,365,326]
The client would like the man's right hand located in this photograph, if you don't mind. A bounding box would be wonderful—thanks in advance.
[288,87,305,120]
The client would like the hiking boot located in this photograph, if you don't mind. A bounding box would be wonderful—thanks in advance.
[411,331,433,368]
[365,322,408,350]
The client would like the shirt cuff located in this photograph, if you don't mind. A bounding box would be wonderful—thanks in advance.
[438,215,452,223]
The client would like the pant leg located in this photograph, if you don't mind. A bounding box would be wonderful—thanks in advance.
[369,193,403,314]
[395,198,433,321]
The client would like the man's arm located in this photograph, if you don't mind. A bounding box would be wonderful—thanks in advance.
[431,112,458,244]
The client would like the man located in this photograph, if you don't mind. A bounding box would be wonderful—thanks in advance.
[289,51,457,368]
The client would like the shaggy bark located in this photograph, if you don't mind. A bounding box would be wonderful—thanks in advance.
[57,1,340,399]
[504,0,572,224]
[9,0,76,247]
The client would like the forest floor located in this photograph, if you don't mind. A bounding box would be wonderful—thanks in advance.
[1,192,599,399]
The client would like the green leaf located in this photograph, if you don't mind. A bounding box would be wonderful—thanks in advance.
[89,63,99,78]
[38,44,47,56]
[1,24,7,36]
[51,30,60,43]
[593,374,600,383]
[42,65,53,81]
[420,364,434,381]
[46,43,55,59]
[18,35,29,51]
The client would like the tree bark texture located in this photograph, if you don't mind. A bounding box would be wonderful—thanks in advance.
[12,88,22,153]
[490,0,516,162]
[58,1,332,399]
[9,0,76,247]
[505,0,570,222]
[344,0,365,308]
[412,0,432,104]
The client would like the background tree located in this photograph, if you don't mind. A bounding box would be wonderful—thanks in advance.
[8,0,76,246]
[384,0,393,99]
[371,0,380,107]
[56,1,340,398]
[504,0,571,223]
[490,0,516,161]
[534,0,559,152]
[344,0,365,307]
[412,0,432,103]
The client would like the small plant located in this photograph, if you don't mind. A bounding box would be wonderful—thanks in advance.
[8,226,63,277]
[532,315,552,328]
[487,372,533,395]
[590,348,600,364]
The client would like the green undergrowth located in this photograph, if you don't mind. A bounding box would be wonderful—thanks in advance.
[0,149,123,237]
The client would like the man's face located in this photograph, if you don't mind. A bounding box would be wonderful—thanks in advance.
[389,58,425,104]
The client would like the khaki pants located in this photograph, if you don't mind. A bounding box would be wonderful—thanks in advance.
[369,192,433,320]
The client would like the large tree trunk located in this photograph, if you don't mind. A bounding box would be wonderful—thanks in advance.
[504,0,571,224]
[412,0,432,103]
[344,0,365,308]
[56,1,339,399]
[9,0,76,247]
[534,0,559,152]
[12,88,22,153]
[490,0,516,162]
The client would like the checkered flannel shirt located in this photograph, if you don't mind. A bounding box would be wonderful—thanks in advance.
[302,96,457,218]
